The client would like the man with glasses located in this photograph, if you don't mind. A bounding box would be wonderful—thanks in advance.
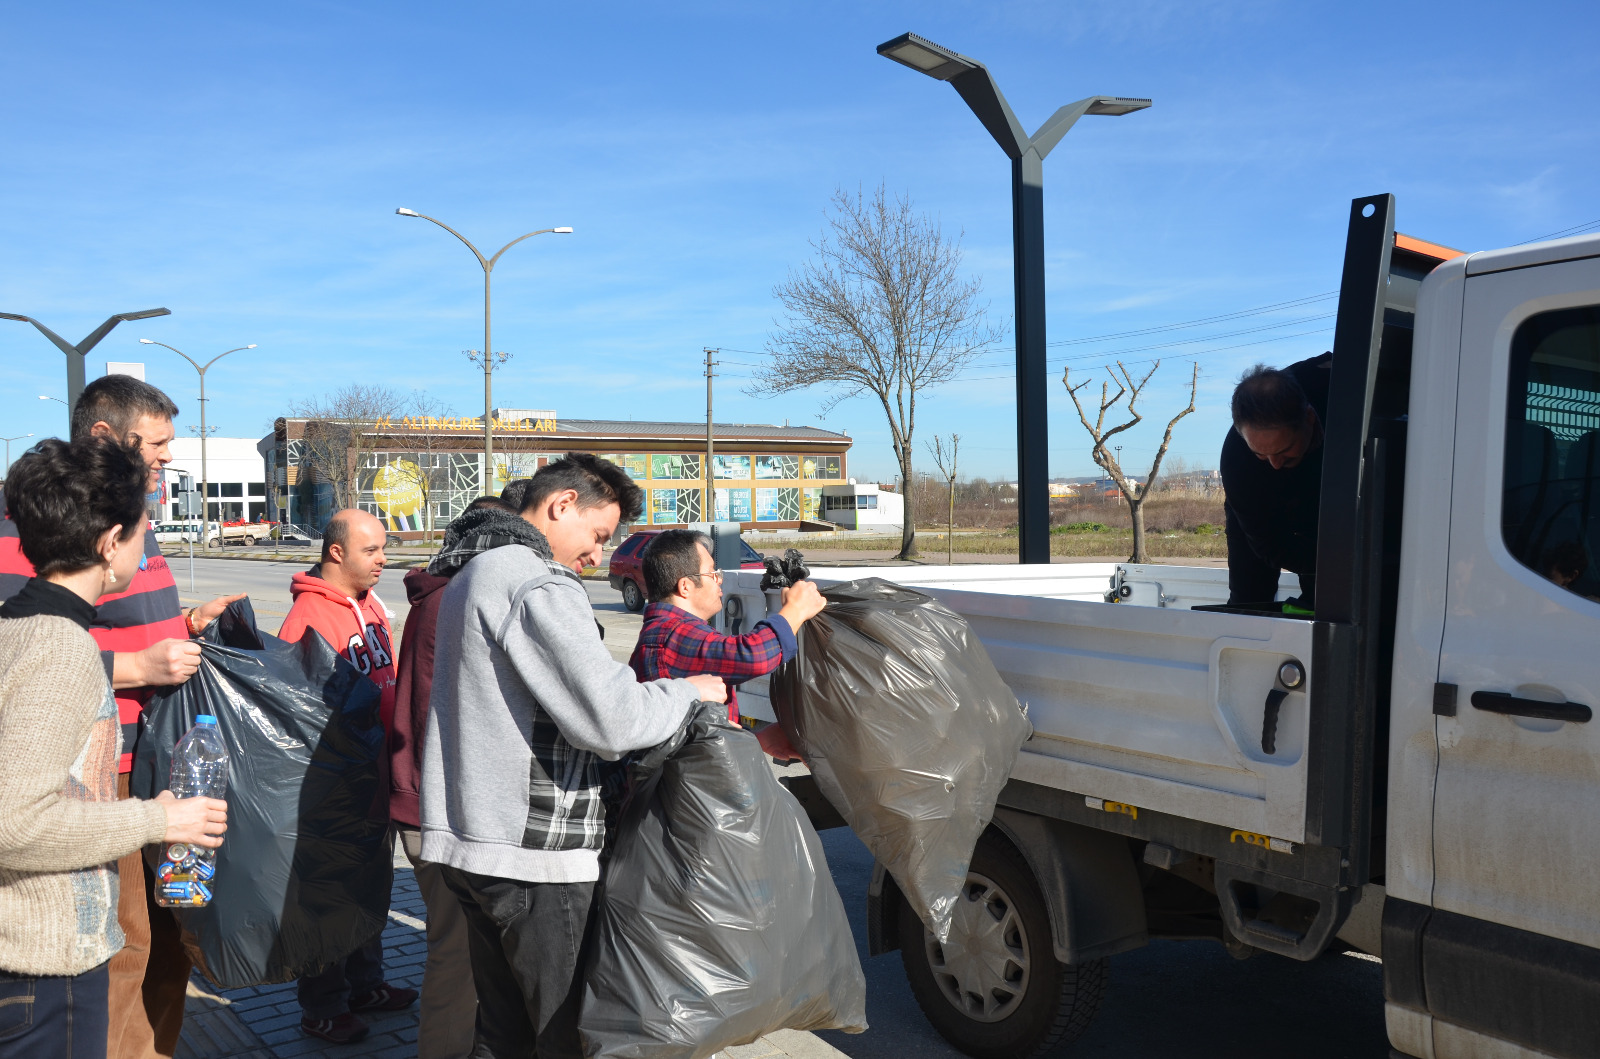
[629,528,825,752]
[1221,354,1332,610]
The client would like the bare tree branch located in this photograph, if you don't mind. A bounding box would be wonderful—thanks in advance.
[1062,361,1199,562]
[290,384,404,516]
[750,185,999,558]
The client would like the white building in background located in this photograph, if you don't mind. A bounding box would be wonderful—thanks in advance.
[161,438,269,523]
[820,481,904,531]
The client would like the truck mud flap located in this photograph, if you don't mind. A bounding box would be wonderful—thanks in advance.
[1215,862,1352,961]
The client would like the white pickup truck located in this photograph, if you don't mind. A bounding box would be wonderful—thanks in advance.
[718,197,1600,1059]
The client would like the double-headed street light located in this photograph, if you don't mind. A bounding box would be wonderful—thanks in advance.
[3,434,33,478]
[878,32,1150,564]
[396,208,572,492]
[140,339,257,524]
[1,308,172,413]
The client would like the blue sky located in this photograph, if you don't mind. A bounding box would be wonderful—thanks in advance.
[3,0,1597,482]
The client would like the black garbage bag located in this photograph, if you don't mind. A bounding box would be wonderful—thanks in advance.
[131,597,393,988]
[770,578,1033,943]
[580,703,867,1059]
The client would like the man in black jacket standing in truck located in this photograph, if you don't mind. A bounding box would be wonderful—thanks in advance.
[1220,354,1333,609]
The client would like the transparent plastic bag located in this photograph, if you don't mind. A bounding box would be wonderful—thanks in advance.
[580,703,867,1058]
[770,577,1033,942]
[132,598,392,988]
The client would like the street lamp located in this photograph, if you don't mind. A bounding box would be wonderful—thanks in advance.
[396,208,572,492]
[1,308,172,411]
[2,434,33,478]
[878,32,1150,564]
[139,339,256,525]
[38,395,67,405]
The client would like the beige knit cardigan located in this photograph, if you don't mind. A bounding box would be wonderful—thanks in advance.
[0,613,169,975]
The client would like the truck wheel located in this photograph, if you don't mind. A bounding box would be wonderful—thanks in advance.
[901,833,1106,1058]
[621,578,645,612]
[386,533,403,549]
[243,535,257,546]
[205,537,221,550]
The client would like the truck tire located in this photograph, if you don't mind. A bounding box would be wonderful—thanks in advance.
[386,533,403,549]
[243,535,257,546]
[621,578,645,612]
[205,537,221,550]
[901,832,1106,1058]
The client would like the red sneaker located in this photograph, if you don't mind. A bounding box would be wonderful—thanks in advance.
[349,983,420,1013]
[300,1012,369,1043]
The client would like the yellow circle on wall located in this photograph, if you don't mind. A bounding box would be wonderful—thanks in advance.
[373,461,424,517]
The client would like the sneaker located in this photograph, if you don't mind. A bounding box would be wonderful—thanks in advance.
[301,1012,369,1043]
[348,983,420,1014]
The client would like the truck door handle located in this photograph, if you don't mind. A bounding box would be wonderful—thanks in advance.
[1261,689,1288,753]
[1470,691,1592,724]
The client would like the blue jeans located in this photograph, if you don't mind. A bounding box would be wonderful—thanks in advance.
[0,960,110,1059]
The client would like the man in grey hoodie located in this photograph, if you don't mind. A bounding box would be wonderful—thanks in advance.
[421,453,726,1059]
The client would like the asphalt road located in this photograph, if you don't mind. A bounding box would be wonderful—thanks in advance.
[176,557,1389,1058]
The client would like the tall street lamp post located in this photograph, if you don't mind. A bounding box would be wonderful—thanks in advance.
[396,208,571,492]
[3,434,33,477]
[139,339,256,524]
[877,32,1150,564]
[1,308,172,413]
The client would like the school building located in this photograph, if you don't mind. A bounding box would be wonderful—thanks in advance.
[263,410,853,535]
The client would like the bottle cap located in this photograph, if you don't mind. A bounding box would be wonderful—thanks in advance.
[196,715,218,725]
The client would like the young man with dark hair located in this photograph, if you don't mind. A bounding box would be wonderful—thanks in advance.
[499,478,532,512]
[1221,354,1332,608]
[422,453,728,1058]
[630,529,824,753]
[0,374,243,1059]
[277,508,416,1044]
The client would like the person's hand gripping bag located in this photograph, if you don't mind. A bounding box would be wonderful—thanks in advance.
[580,703,867,1059]
[770,577,1033,942]
[132,597,393,988]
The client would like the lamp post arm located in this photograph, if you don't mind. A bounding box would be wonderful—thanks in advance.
[948,66,1028,159]
[141,340,204,374]
[0,314,78,358]
[201,346,255,373]
[408,212,490,273]
[1028,97,1100,160]
[487,228,563,269]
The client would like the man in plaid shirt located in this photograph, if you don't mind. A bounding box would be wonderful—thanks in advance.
[629,529,825,755]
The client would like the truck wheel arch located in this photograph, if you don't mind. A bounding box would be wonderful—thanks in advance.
[869,808,1148,965]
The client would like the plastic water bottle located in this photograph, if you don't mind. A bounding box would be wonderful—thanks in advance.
[154,715,228,908]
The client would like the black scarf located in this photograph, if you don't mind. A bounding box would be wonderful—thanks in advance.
[428,508,556,578]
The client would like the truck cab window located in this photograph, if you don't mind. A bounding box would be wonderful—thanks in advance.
[1503,305,1600,594]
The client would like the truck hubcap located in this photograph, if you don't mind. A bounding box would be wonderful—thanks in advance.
[924,872,1030,1023]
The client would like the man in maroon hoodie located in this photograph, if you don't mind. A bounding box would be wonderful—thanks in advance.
[278,509,417,1044]
[391,496,508,1059]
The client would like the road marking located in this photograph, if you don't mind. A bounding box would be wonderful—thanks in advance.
[388,908,425,931]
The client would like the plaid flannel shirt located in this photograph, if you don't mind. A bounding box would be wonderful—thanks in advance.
[629,602,797,723]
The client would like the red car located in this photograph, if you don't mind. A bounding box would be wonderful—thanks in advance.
[608,529,765,612]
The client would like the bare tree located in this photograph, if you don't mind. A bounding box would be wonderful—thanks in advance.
[382,391,456,538]
[291,384,404,514]
[1062,361,1199,563]
[927,433,960,566]
[750,185,997,560]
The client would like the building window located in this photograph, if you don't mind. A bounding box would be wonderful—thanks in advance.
[712,454,751,480]
[249,482,266,496]
[755,455,799,480]
[802,488,822,520]
[651,454,701,480]
[715,488,752,522]
[221,483,243,498]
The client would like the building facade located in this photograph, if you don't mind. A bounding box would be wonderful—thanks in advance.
[162,438,270,523]
[264,413,851,535]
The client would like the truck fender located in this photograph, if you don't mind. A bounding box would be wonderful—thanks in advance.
[867,808,1148,965]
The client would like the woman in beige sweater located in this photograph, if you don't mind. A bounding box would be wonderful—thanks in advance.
[0,438,227,1059]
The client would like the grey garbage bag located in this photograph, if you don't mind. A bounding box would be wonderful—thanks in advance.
[580,703,867,1059]
[769,577,1033,942]
[131,597,393,988]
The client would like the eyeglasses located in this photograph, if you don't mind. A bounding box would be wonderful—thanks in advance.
[685,569,724,584]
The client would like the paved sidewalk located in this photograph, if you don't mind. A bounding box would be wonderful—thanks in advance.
[173,859,847,1059]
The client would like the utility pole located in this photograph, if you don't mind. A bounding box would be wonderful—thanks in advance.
[704,348,719,521]
[140,340,255,528]
[1,309,171,411]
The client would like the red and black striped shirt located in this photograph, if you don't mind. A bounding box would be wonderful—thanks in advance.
[0,501,187,773]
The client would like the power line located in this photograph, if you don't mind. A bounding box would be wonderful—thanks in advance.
[1516,218,1600,245]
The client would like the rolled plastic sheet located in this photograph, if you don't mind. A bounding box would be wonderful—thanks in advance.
[580,703,867,1059]
[770,577,1033,943]
[132,598,393,988]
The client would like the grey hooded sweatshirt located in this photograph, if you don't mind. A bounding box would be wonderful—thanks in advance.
[420,542,697,883]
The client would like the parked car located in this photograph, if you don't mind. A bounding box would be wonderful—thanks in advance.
[151,520,218,546]
[607,529,765,612]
